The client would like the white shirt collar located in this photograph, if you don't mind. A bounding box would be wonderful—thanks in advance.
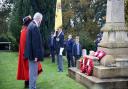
[34,20,38,27]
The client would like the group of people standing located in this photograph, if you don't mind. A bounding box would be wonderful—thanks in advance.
[17,12,83,89]
[49,30,82,69]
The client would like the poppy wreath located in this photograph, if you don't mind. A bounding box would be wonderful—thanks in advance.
[80,57,88,73]
[94,50,100,57]
[94,50,106,61]
[97,51,106,61]
[85,58,94,76]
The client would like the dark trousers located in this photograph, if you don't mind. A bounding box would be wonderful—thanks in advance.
[74,55,81,67]
[24,80,29,88]
[50,47,55,63]
[67,52,74,67]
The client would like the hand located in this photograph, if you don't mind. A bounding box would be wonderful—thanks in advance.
[53,32,56,37]
[34,58,38,62]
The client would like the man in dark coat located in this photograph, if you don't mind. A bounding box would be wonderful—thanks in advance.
[25,12,43,89]
[94,32,103,51]
[48,32,56,63]
[72,36,82,67]
[65,34,74,67]
[55,27,64,72]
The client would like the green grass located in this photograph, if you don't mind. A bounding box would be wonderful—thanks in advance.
[0,52,87,89]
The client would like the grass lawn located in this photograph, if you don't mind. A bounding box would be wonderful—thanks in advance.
[0,52,87,89]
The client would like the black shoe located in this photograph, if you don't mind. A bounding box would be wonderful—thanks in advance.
[58,70,63,72]
[24,80,29,88]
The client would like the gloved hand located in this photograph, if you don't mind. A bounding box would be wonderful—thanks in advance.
[34,57,38,62]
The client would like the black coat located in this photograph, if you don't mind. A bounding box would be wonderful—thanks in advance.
[72,43,82,57]
[48,36,56,50]
[24,21,44,61]
[55,31,64,54]
[65,38,74,53]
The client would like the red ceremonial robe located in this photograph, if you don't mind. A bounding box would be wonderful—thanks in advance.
[17,26,42,80]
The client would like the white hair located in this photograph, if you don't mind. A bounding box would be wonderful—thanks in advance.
[33,12,43,21]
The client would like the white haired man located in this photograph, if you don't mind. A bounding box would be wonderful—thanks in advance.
[25,12,43,89]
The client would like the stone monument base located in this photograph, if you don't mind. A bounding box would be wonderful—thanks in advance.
[93,66,128,79]
[68,67,128,89]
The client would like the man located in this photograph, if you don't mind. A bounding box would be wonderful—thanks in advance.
[55,26,64,72]
[72,36,82,67]
[94,32,103,51]
[65,34,74,67]
[49,32,56,63]
[25,12,43,89]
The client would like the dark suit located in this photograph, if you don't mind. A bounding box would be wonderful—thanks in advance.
[48,35,56,63]
[72,43,82,67]
[94,32,103,51]
[24,21,43,89]
[56,32,64,54]
[66,38,74,67]
[55,31,64,72]
[25,21,43,61]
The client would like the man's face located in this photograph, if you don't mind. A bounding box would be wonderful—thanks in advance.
[38,18,42,26]
[58,28,62,32]
[75,37,79,43]
[68,35,72,39]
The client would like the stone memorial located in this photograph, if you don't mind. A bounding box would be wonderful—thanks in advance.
[68,0,128,89]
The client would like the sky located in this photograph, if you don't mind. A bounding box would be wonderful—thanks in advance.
[0,0,4,8]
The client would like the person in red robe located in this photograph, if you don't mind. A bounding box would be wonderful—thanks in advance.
[17,16,42,88]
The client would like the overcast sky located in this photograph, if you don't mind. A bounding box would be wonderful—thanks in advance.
[0,0,3,3]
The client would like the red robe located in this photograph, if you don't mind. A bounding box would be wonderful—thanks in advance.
[17,26,42,80]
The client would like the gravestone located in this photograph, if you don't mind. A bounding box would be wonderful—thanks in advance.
[68,0,128,89]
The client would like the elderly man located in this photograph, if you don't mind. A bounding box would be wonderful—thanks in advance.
[25,12,43,89]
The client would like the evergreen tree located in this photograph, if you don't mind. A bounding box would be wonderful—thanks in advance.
[9,0,56,52]
[0,0,12,34]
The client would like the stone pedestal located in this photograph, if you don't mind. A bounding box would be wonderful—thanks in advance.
[68,67,128,89]
[98,0,128,67]
[98,47,128,67]
[68,0,128,89]
[93,66,128,79]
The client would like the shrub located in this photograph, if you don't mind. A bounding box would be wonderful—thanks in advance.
[7,32,18,51]
[0,33,17,51]
[0,34,9,42]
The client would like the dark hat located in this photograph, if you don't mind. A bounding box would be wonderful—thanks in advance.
[23,15,32,25]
